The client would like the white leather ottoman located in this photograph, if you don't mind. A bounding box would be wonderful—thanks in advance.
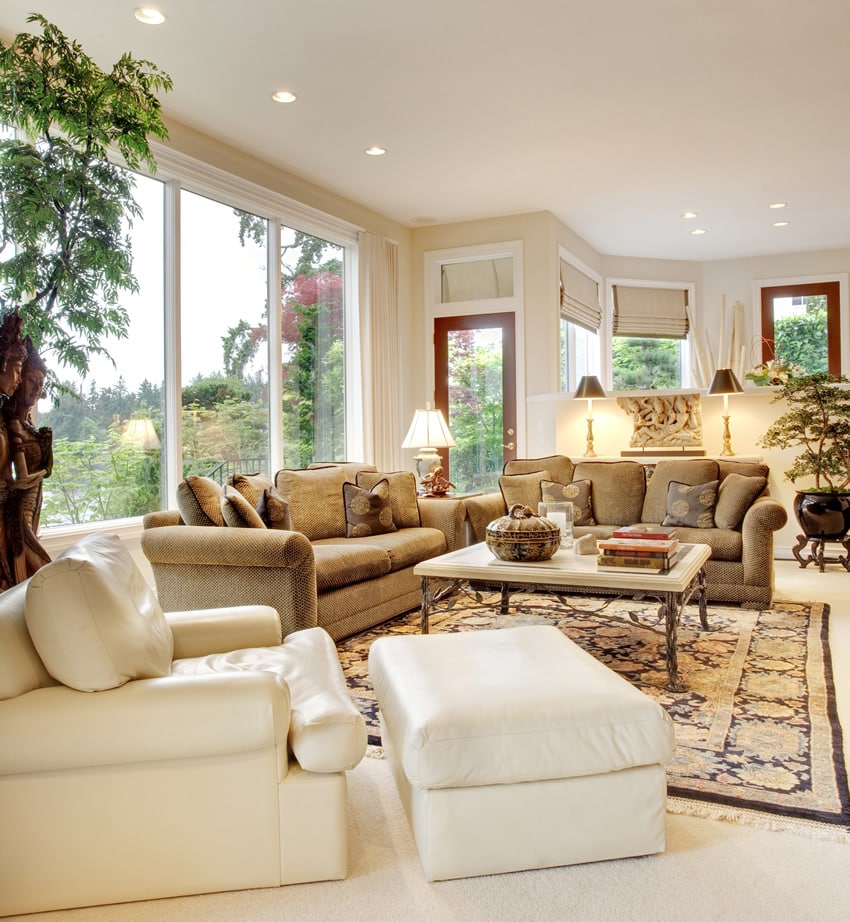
[368,625,676,881]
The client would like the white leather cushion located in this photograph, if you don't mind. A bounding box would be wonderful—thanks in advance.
[369,625,675,790]
[171,626,366,773]
[25,534,174,692]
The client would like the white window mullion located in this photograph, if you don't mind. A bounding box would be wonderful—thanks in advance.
[163,179,182,508]
[267,221,284,474]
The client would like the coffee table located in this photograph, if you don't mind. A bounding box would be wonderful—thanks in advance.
[414,541,711,690]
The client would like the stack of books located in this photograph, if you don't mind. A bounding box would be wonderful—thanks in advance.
[597,525,680,571]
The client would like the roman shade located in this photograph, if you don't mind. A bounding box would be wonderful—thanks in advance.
[612,285,690,339]
[560,259,602,333]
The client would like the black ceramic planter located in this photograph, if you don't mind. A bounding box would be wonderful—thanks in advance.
[792,490,850,540]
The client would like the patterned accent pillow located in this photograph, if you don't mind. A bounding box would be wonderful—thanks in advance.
[663,479,719,528]
[228,472,274,507]
[357,470,421,528]
[256,487,292,530]
[714,474,768,530]
[221,486,266,528]
[342,479,397,537]
[542,479,595,526]
[176,476,224,527]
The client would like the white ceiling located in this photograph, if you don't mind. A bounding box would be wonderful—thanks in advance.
[2,1,849,262]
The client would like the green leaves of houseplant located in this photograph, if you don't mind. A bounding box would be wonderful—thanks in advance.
[758,372,850,491]
[0,14,172,381]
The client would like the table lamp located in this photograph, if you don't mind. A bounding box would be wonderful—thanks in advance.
[707,368,744,456]
[401,402,456,487]
[574,375,606,457]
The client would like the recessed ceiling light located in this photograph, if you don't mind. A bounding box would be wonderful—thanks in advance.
[364,146,387,156]
[690,228,706,235]
[272,90,297,104]
[773,220,790,227]
[681,211,698,219]
[769,202,787,209]
[134,7,165,25]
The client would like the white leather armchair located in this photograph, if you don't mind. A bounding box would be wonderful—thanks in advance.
[0,533,366,917]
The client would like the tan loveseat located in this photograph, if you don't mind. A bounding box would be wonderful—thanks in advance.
[142,463,468,641]
[463,455,788,608]
[0,533,366,916]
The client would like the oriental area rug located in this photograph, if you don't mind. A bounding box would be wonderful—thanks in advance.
[337,591,850,842]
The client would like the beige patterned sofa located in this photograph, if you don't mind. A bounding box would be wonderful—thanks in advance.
[142,463,468,641]
[463,455,788,608]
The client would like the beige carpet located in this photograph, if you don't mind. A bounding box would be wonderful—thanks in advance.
[12,754,849,922]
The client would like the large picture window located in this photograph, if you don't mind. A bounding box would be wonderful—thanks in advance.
[33,149,358,530]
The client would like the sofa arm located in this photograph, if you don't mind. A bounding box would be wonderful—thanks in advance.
[141,523,318,637]
[417,497,468,551]
[0,671,291,776]
[462,492,507,543]
[166,605,282,659]
[740,495,788,584]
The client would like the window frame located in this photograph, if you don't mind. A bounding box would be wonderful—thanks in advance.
[603,278,696,391]
[754,275,849,376]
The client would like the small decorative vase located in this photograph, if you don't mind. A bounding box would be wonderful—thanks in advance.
[485,503,561,562]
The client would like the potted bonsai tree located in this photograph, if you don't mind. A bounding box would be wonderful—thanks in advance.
[758,371,850,567]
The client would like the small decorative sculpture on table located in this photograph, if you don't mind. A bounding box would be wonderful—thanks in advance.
[0,311,52,590]
[419,466,456,496]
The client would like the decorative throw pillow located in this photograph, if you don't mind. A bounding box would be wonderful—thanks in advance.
[714,474,768,530]
[357,470,421,529]
[176,475,224,527]
[542,479,595,526]
[662,479,719,528]
[221,485,266,528]
[342,479,397,537]
[275,466,351,540]
[229,472,274,507]
[25,533,173,692]
[499,470,552,510]
[256,486,292,530]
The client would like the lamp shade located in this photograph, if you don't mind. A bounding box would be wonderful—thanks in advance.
[574,375,606,400]
[122,418,161,451]
[707,368,744,396]
[401,404,456,449]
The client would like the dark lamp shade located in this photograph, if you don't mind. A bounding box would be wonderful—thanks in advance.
[707,368,744,396]
[574,375,606,400]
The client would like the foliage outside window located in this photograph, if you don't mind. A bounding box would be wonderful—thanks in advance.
[771,295,828,374]
[612,337,683,390]
[446,328,504,493]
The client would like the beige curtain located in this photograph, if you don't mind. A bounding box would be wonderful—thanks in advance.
[359,231,402,470]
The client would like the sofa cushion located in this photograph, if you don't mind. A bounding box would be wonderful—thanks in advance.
[714,473,768,530]
[221,485,266,528]
[504,455,575,484]
[499,470,551,509]
[340,527,448,572]
[357,470,421,529]
[343,479,397,537]
[0,582,57,701]
[171,626,366,773]
[275,466,352,540]
[641,459,719,524]
[256,486,292,530]
[573,460,646,525]
[666,526,743,562]
[663,479,719,528]
[310,542,393,593]
[542,479,595,526]
[176,475,225,527]
[25,534,174,692]
[228,471,274,507]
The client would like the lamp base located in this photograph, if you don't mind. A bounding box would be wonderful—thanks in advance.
[584,417,597,458]
[719,414,735,456]
[414,448,443,484]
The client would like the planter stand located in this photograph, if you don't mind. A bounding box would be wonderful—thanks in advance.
[792,535,850,572]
